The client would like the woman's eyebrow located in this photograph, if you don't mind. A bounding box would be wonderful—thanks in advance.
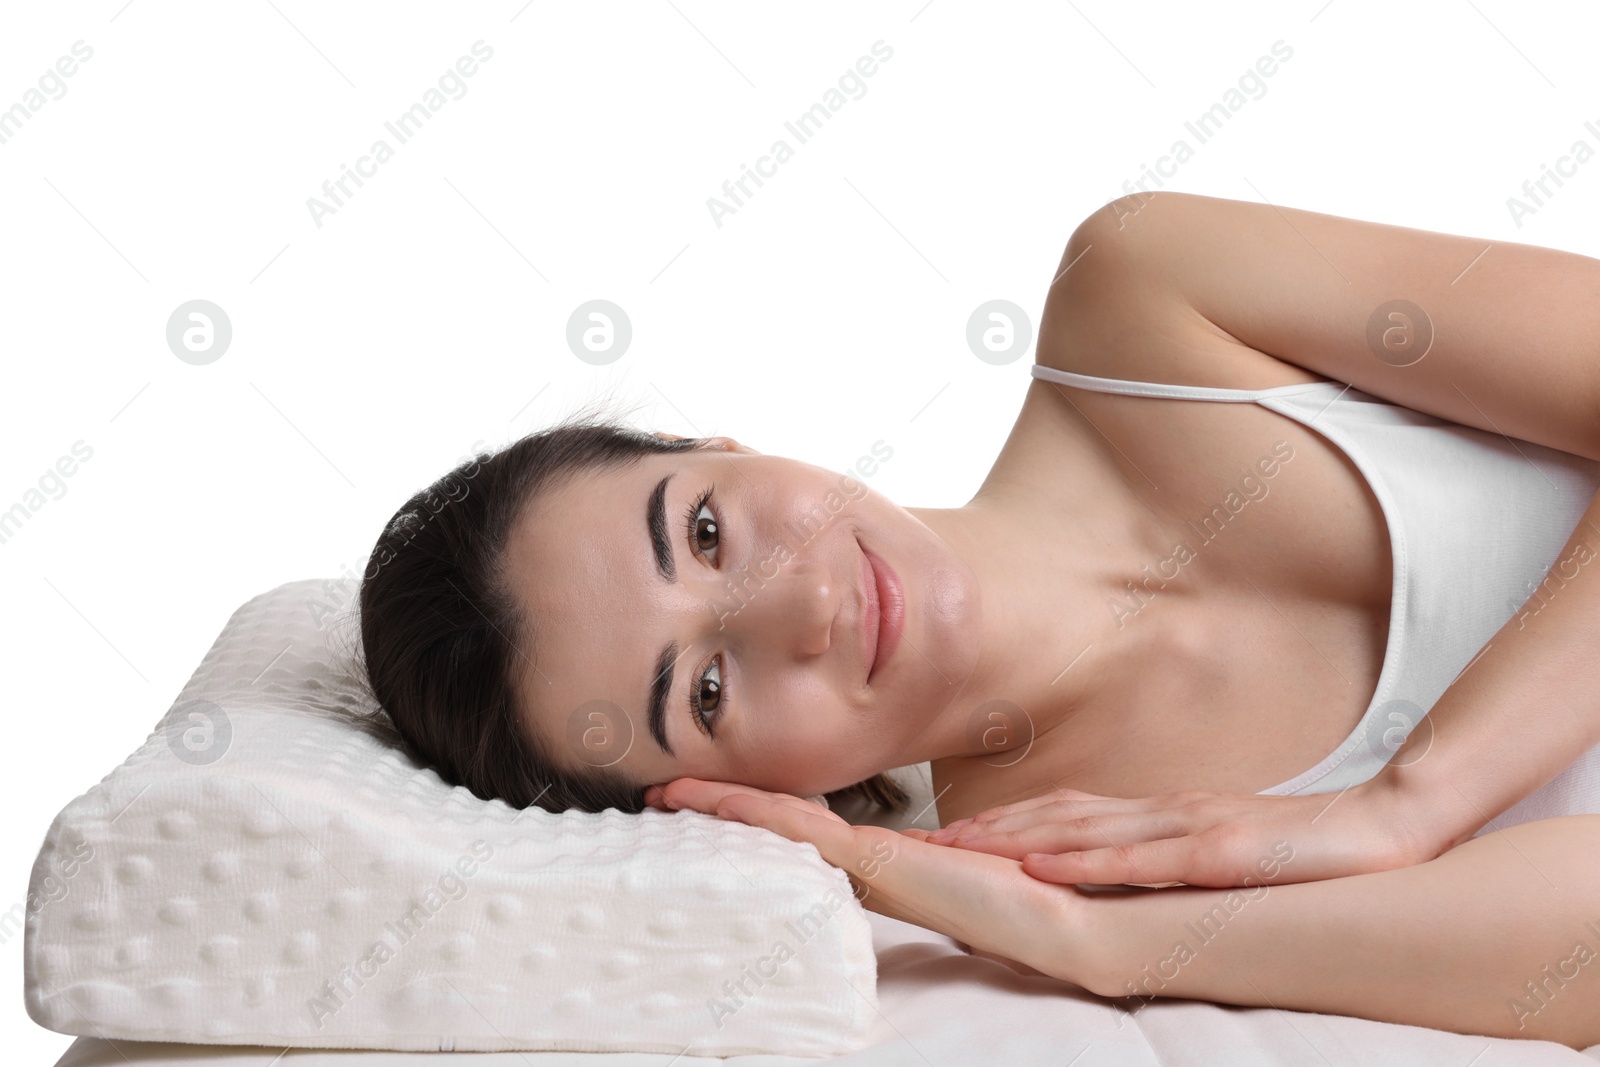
[647,472,677,582]
[647,642,679,757]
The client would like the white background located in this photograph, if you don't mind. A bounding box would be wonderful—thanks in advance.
[4,1,1599,1060]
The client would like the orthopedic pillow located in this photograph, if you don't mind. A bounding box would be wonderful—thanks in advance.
[24,578,878,1055]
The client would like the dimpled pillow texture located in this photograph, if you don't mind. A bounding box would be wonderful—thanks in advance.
[24,578,877,1055]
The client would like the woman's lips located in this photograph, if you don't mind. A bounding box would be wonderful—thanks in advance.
[859,542,879,684]
[861,545,904,684]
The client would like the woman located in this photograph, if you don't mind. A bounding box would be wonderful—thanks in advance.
[359,191,1600,1048]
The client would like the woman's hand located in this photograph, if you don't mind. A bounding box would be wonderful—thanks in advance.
[924,778,1450,888]
[645,778,1097,985]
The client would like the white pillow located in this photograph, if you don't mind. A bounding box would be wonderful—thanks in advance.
[24,578,878,1055]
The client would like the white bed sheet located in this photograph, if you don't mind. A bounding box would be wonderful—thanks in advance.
[51,905,1600,1066]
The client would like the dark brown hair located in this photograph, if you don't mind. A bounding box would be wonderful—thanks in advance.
[355,403,908,816]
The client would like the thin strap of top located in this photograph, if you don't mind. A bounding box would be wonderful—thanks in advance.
[1030,361,1332,403]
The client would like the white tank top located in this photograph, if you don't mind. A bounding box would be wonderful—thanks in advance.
[1030,362,1600,837]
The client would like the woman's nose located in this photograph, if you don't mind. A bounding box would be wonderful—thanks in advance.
[704,557,839,657]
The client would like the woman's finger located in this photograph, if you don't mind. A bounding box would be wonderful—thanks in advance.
[652,779,857,864]
[939,810,1197,859]
[1020,833,1216,887]
[931,794,1184,844]
[944,789,1099,827]
[934,792,1177,840]
[655,777,798,817]
[710,792,859,863]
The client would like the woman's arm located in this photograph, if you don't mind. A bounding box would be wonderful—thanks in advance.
[1076,190,1600,461]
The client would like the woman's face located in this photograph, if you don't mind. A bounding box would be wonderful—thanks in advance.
[500,435,983,797]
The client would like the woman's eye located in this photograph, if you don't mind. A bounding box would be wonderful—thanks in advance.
[692,500,719,563]
[695,656,723,733]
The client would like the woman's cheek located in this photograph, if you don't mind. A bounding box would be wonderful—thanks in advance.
[785,723,866,794]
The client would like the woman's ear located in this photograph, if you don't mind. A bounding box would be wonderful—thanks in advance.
[655,431,757,455]
[700,435,758,455]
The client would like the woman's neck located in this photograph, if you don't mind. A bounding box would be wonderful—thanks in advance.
[899,475,1184,773]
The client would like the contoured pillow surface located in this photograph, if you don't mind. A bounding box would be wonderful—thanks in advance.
[24,578,877,1055]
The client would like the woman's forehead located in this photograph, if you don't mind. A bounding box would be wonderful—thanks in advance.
[509,468,654,613]
[503,458,679,732]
